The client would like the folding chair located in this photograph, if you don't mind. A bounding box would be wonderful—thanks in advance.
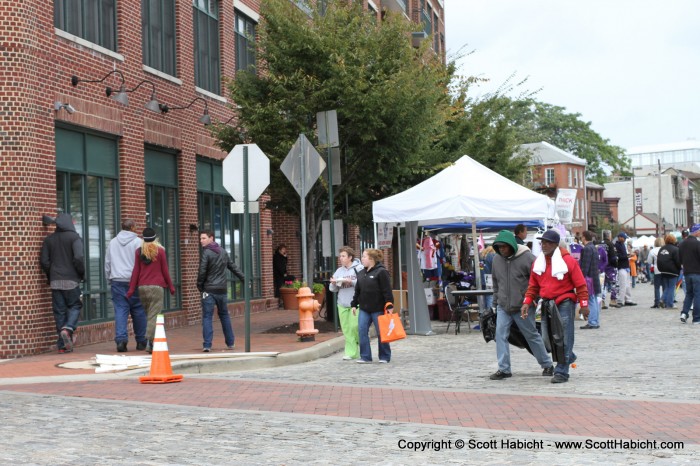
[445,284,472,334]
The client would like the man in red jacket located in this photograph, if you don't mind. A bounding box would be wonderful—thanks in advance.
[520,229,589,383]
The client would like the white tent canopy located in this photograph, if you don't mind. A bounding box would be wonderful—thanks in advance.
[373,155,555,225]
[372,155,554,336]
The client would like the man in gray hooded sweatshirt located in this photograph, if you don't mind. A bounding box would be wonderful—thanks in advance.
[489,230,553,380]
[105,219,147,352]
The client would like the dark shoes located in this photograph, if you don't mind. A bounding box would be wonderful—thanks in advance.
[650,305,659,309]
[136,341,147,351]
[551,374,568,384]
[203,348,211,353]
[145,340,153,354]
[116,341,127,352]
[542,366,554,376]
[624,302,637,306]
[490,370,512,380]
[60,328,74,352]
[580,324,600,329]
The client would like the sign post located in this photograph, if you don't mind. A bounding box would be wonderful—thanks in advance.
[317,110,340,330]
[223,144,269,352]
[281,134,326,287]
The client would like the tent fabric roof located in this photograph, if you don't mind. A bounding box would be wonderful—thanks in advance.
[373,155,554,226]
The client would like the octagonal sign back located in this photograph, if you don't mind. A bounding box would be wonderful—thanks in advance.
[222,144,270,201]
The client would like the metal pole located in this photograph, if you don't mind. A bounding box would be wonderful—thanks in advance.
[243,146,251,352]
[632,175,637,234]
[300,136,309,285]
[327,143,338,332]
[658,159,662,237]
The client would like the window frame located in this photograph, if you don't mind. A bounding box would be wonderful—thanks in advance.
[234,9,257,73]
[193,0,221,94]
[142,0,177,76]
[54,0,117,51]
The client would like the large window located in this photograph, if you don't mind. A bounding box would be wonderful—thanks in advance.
[197,158,262,299]
[55,127,119,324]
[54,0,117,51]
[235,10,256,73]
[545,168,556,186]
[142,0,176,75]
[193,0,220,93]
[145,148,181,311]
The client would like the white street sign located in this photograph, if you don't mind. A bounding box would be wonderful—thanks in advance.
[223,144,270,201]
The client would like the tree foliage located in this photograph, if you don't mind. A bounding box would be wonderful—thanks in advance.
[510,99,629,183]
[214,0,455,233]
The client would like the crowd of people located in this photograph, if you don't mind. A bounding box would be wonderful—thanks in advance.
[485,223,700,385]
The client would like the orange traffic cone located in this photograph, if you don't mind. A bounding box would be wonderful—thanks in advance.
[139,314,183,384]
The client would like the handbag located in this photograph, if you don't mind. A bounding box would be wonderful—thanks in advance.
[377,303,406,343]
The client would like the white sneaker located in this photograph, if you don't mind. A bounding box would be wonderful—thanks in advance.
[379,360,389,364]
[355,359,372,364]
[681,313,688,323]
[342,356,353,360]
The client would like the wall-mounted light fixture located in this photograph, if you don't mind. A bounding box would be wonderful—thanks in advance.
[160,96,211,125]
[42,215,56,226]
[189,224,199,234]
[122,79,163,113]
[54,101,75,114]
[71,70,129,106]
[266,228,274,236]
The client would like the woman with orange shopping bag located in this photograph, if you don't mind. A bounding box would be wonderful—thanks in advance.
[351,248,394,364]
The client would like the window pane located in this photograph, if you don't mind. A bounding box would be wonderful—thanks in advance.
[100,0,116,51]
[162,0,176,75]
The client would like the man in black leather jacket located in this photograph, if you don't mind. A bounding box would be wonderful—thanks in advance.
[197,230,245,352]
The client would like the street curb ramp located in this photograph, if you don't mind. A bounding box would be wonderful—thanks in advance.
[123,335,346,376]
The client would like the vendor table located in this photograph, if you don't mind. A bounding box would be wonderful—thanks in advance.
[448,289,494,333]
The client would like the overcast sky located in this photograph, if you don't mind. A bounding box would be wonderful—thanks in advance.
[444,0,700,151]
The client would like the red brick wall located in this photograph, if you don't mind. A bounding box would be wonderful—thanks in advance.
[0,0,439,357]
[0,1,277,358]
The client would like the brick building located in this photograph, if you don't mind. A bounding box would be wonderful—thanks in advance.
[521,142,588,236]
[0,0,444,358]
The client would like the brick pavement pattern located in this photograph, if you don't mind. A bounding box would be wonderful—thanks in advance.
[6,377,700,444]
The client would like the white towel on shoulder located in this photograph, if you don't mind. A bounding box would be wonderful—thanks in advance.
[532,247,569,280]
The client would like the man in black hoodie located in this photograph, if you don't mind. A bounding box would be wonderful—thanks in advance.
[197,230,245,352]
[679,224,700,323]
[40,213,85,353]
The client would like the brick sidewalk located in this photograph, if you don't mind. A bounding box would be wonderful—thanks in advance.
[6,377,700,444]
[0,310,340,378]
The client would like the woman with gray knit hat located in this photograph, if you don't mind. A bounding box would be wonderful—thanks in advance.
[127,227,175,353]
[489,230,553,380]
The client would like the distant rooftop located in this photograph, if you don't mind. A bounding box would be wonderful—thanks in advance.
[520,141,587,166]
[627,140,700,155]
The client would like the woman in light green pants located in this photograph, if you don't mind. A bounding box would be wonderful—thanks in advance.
[329,246,362,360]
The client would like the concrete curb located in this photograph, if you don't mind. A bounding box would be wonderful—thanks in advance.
[123,335,346,376]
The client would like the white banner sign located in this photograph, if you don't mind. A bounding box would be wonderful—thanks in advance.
[555,189,577,225]
[377,222,394,249]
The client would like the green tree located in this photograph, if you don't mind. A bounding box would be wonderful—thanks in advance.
[435,91,532,182]
[511,99,629,183]
[214,0,456,274]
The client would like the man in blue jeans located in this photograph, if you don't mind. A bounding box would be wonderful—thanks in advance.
[679,223,700,324]
[40,213,85,353]
[521,229,589,384]
[489,230,553,380]
[197,230,245,352]
[105,219,147,352]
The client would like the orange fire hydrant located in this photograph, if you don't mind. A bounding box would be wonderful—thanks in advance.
[296,286,320,342]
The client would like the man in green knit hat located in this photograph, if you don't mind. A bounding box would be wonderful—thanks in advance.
[489,230,553,380]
